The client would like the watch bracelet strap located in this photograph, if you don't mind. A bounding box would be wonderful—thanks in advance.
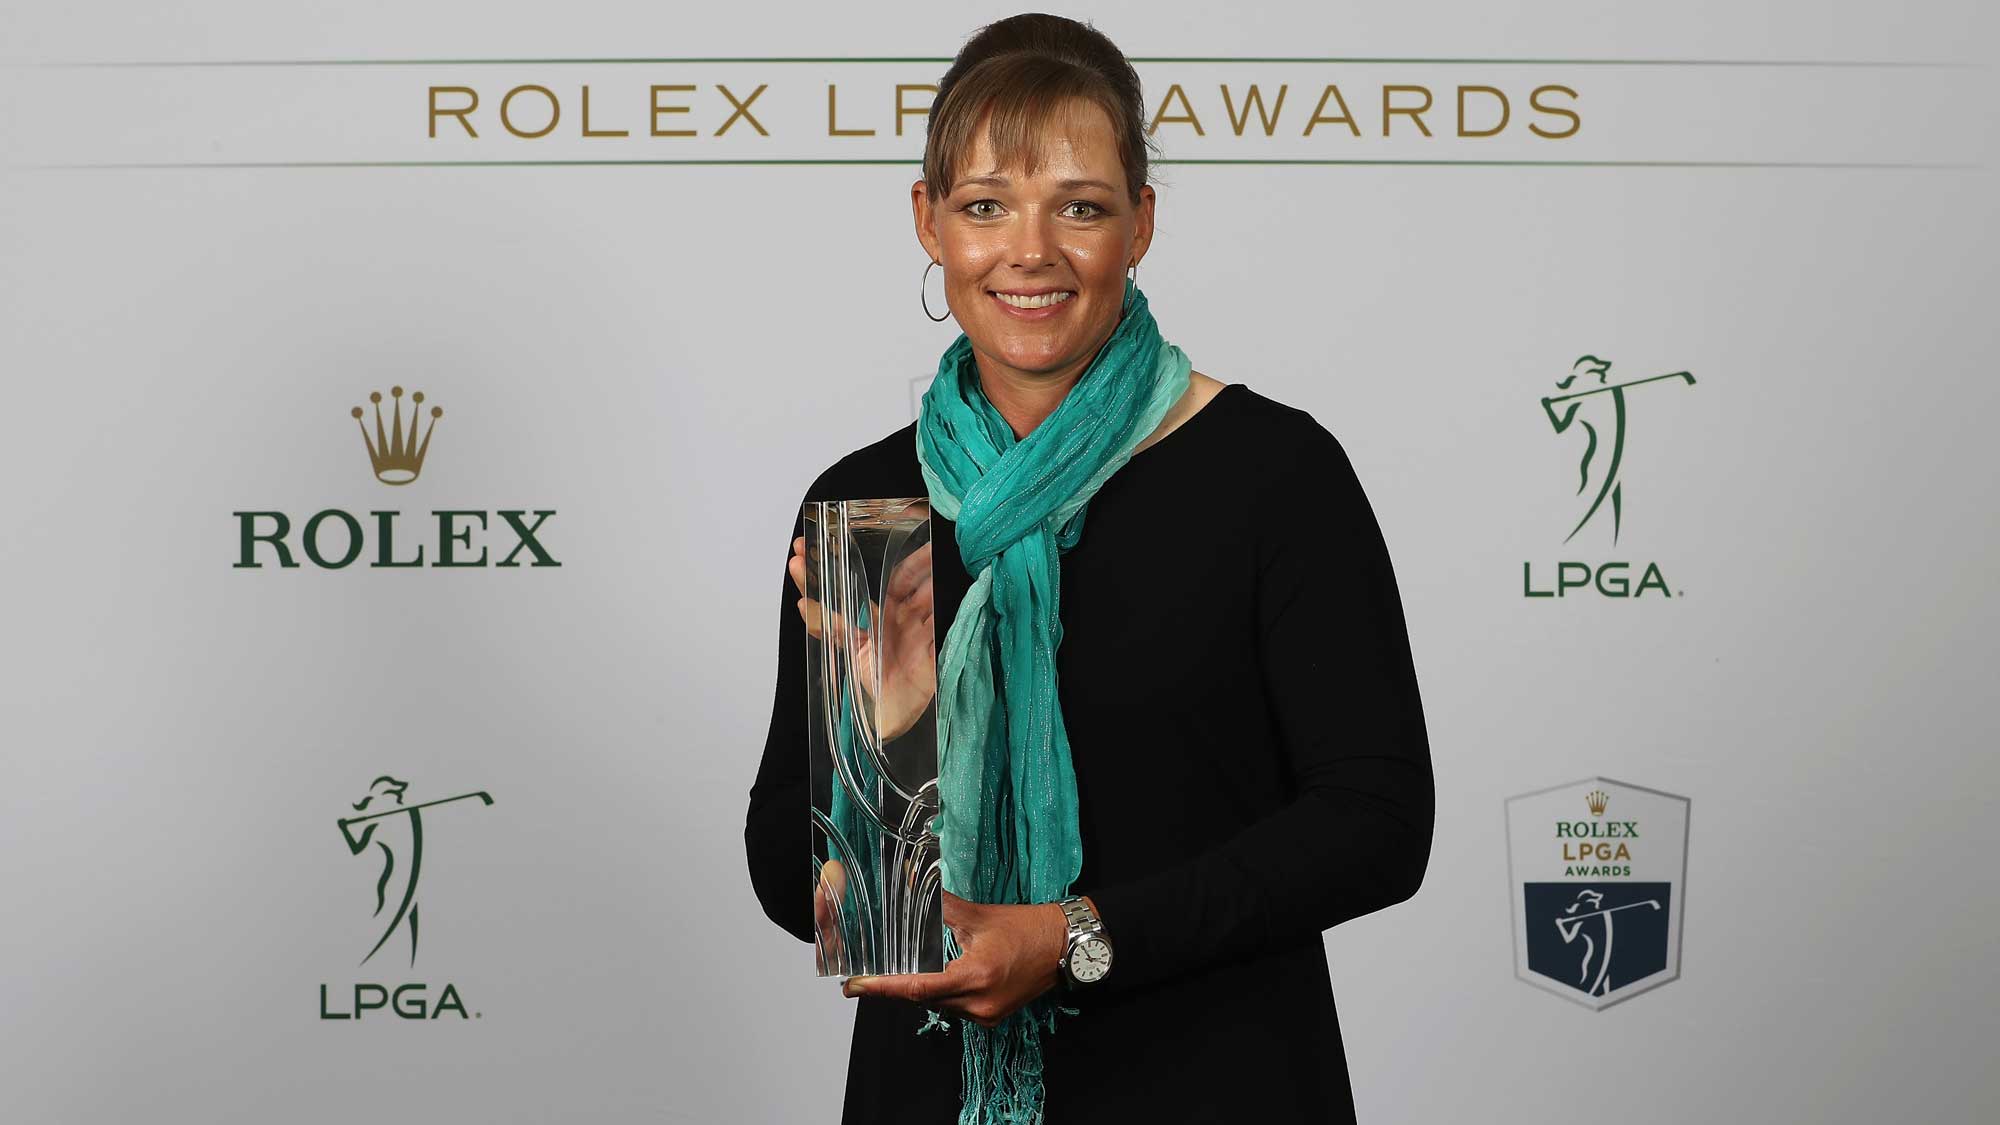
[1058,894,1100,936]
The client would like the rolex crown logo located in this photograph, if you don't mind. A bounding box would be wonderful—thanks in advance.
[351,386,442,485]
[1585,789,1609,816]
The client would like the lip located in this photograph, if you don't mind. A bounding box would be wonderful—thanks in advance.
[988,288,1077,321]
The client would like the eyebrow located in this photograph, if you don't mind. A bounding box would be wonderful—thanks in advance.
[954,175,1119,194]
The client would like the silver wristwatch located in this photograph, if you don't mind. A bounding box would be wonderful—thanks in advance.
[1056,895,1113,988]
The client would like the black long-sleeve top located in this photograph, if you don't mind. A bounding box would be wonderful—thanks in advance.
[746,382,1435,1123]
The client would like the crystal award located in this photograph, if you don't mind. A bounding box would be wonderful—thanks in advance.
[802,497,943,976]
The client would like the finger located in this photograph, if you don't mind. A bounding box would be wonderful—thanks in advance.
[814,859,845,911]
[883,543,932,599]
[809,601,867,649]
[816,860,850,972]
[883,572,933,625]
[788,549,809,597]
[817,859,847,897]
[844,965,973,1003]
[819,603,859,643]
[815,900,842,973]
[814,875,833,932]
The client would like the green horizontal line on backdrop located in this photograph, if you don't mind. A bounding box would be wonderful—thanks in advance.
[14,56,1974,69]
[20,159,1977,170]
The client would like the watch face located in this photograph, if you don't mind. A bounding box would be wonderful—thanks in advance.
[1068,937,1112,983]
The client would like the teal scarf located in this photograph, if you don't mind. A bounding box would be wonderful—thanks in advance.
[915,276,1191,1124]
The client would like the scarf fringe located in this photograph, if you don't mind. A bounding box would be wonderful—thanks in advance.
[959,1011,1045,1125]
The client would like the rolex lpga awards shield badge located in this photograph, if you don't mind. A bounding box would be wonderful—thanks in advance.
[1505,777,1689,1010]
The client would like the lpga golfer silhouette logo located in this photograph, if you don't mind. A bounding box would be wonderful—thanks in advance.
[1549,887,1666,998]
[1541,355,1697,544]
[337,776,494,966]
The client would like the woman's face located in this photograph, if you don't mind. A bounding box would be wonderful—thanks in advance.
[915,100,1154,388]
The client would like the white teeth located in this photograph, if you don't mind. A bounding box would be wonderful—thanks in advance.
[993,291,1075,309]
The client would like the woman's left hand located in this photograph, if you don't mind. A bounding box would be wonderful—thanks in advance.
[842,890,1078,1028]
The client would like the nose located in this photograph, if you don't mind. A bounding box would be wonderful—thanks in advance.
[1008,207,1056,270]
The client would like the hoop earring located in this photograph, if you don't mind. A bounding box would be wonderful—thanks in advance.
[921,259,951,322]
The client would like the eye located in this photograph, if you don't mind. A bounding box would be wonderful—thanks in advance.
[960,199,1105,219]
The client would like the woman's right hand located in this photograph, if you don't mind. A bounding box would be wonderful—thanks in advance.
[790,535,939,742]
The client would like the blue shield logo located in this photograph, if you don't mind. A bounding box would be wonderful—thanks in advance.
[1506,777,1689,1010]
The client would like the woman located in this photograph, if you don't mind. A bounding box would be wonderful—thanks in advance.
[746,13,1434,1123]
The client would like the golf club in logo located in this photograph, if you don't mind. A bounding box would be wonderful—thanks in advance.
[1523,354,1694,598]
[1505,777,1689,1010]
[319,776,494,1022]
[232,388,559,570]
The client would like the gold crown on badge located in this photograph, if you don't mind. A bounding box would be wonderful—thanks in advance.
[1585,789,1609,816]
[350,386,442,485]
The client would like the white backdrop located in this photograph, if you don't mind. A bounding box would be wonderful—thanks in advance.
[1,3,1994,1123]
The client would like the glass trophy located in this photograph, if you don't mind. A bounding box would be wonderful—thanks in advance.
[802,498,943,977]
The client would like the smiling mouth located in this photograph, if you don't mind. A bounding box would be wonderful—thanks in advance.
[989,290,1076,310]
